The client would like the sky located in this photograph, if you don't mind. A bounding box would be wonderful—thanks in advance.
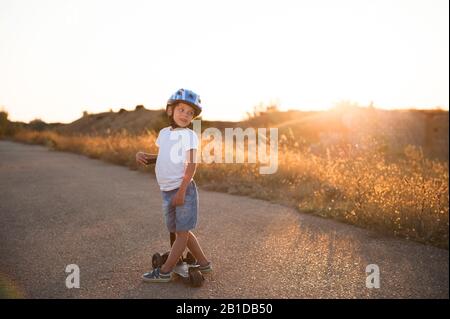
[0,0,448,123]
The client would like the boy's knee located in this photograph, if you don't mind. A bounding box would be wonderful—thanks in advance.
[175,231,189,239]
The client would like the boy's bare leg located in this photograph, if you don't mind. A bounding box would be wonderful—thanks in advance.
[186,231,209,266]
[161,231,188,273]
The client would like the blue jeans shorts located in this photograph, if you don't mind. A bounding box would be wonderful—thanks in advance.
[161,180,199,233]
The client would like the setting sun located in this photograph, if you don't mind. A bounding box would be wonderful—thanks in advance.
[0,0,448,123]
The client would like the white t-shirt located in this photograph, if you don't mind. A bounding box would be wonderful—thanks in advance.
[155,126,199,191]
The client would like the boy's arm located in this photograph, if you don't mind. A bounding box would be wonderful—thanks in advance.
[171,149,197,206]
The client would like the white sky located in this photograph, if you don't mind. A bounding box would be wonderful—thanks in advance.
[0,0,448,123]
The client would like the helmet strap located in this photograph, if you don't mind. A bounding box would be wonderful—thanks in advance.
[169,115,181,129]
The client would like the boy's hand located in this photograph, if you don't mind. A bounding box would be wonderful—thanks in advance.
[136,152,148,165]
[171,189,186,207]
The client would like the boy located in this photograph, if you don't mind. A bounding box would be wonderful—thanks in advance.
[136,88,212,282]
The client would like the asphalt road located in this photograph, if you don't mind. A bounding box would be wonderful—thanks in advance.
[0,140,448,298]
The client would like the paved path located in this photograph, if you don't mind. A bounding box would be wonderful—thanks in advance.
[0,141,448,298]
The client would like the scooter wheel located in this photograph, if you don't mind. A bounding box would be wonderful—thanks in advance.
[152,253,162,269]
[189,268,204,287]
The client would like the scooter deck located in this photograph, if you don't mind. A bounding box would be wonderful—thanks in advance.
[173,262,199,278]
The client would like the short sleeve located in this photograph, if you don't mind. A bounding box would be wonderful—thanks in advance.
[183,130,199,152]
[155,134,160,147]
[155,128,164,147]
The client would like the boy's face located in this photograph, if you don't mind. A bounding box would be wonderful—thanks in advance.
[168,102,195,127]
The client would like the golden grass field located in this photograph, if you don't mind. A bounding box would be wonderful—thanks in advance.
[11,127,449,249]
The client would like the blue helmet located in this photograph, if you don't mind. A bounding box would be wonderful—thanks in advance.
[167,88,202,117]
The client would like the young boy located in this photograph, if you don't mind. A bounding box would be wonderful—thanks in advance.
[136,88,212,282]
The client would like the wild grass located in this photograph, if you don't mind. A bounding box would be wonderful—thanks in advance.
[11,128,449,248]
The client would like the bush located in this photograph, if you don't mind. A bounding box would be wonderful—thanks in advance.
[0,110,9,137]
[0,110,19,137]
[28,119,47,131]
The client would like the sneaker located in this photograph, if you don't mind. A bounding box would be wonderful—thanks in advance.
[142,268,172,283]
[197,262,213,274]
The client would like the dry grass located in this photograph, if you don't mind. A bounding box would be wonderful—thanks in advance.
[11,129,449,248]
[12,129,158,169]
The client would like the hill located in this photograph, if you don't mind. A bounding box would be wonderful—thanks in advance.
[3,105,448,160]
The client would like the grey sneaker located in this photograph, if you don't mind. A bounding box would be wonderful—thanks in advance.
[198,262,212,274]
[142,268,172,283]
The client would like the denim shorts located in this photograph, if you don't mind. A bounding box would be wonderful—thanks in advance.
[161,180,198,233]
